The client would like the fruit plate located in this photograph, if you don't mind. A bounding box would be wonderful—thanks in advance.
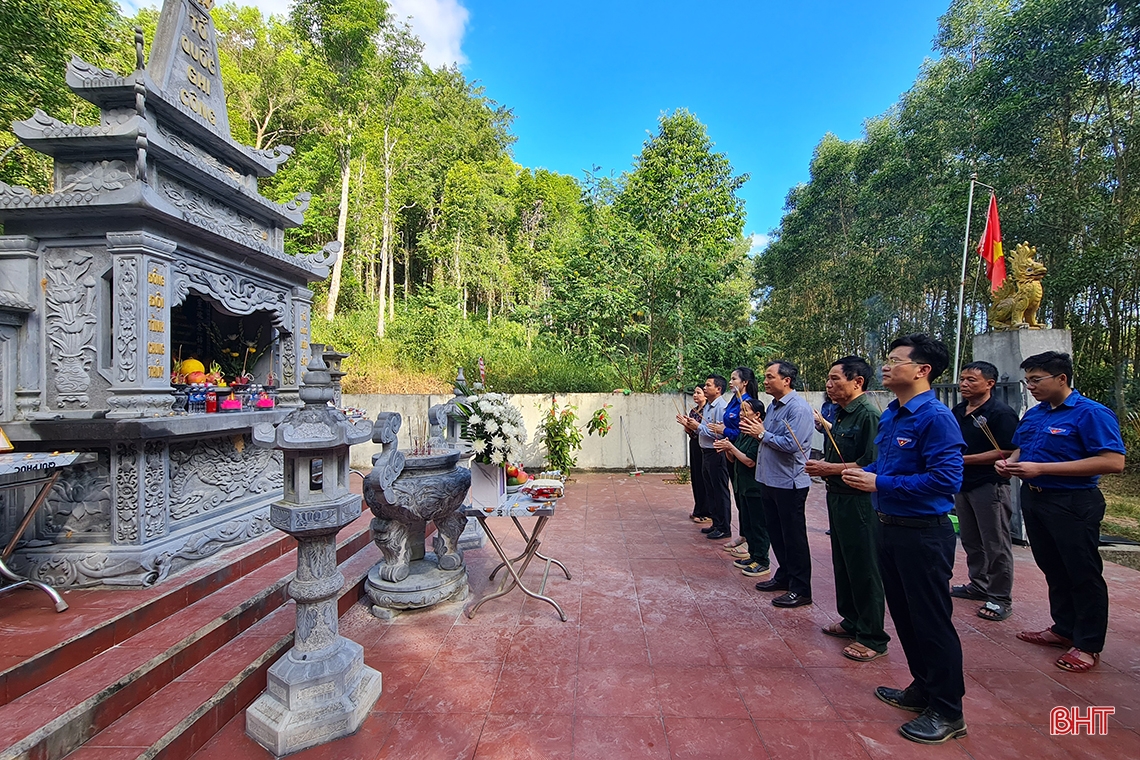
[505,482,524,493]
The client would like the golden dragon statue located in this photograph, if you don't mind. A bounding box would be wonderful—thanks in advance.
[989,242,1047,330]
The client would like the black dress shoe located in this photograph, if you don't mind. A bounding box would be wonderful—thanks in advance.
[771,592,812,608]
[899,708,967,744]
[754,578,788,592]
[705,529,730,539]
[875,685,928,713]
[700,526,716,534]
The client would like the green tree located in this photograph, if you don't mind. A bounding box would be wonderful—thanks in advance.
[291,0,387,321]
[0,0,124,189]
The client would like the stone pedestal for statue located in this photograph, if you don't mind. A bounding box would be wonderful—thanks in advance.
[973,328,1072,545]
[244,348,381,756]
[363,414,471,619]
[973,328,1072,410]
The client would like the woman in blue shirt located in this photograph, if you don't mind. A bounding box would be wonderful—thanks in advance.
[710,367,759,551]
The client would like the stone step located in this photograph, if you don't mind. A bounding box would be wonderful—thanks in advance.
[59,542,379,760]
[0,528,297,707]
[0,513,375,760]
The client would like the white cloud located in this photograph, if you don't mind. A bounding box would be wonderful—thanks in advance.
[748,233,771,254]
[387,0,469,68]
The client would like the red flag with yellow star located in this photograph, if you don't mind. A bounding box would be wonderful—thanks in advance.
[977,194,1006,290]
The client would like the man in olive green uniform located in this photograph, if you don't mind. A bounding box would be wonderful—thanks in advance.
[806,356,889,661]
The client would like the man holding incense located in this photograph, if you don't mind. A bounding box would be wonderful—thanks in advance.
[842,334,966,745]
[742,360,815,608]
[950,361,1018,622]
[681,374,733,540]
[997,351,1124,674]
[805,356,888,661]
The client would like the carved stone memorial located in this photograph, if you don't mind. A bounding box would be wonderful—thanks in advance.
[363,412,471,619]
[245,348,381,755]
[0,0,337,586]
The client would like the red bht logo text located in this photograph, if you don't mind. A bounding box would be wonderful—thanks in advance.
[1050,706,1115,736]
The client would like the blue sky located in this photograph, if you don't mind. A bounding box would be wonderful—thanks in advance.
[129,0,950,247]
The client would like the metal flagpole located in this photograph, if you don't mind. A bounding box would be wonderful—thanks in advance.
[952,174,996,380]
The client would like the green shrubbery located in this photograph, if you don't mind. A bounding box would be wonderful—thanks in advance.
[312,305,619,394]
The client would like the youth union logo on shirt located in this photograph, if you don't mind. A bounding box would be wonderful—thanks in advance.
[1048,427,1069,435]
[896,437,914,448]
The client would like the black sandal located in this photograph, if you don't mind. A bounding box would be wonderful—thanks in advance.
[976,601,1011,621]
[950,584,986,601]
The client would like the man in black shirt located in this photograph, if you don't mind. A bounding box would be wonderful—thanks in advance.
[950,361,1019,621]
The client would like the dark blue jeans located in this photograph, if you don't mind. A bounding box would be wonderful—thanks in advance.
[878,519,964,720]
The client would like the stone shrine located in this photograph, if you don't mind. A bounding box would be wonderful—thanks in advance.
[0,0,337,586]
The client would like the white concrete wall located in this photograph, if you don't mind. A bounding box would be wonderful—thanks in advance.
[343,390,895,471]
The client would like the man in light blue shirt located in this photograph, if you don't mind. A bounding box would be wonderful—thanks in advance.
[682,375,732,539]
[741,360,815,608]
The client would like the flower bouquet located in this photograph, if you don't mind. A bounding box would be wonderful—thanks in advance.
[452,391,528,466]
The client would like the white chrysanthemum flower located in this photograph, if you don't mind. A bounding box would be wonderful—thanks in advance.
[468,413,482,426]
[472,439,487,454]
[491,434,505,449]
[491,449,505,464]
[484,419,499,434]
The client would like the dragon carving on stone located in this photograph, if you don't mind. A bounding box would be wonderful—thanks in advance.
[362,412,470,583]
[990,242,1047,330]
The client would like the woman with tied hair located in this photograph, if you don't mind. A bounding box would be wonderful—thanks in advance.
[710,367,760,555]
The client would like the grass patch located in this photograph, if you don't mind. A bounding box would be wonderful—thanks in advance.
[1100,473,1140,543]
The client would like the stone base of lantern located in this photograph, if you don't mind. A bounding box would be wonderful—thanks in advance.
[245,637,382,757]
[366,553,469,619]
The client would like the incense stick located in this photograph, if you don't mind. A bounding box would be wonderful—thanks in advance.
[973,415,1007,464]
[783,419,808,459]
[820,418,847,467]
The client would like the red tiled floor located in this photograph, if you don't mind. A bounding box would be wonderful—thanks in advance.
[575,665,659,717]
[663,716,769,759]
[377,711,485,759]
[10,474,1136,759]
[474,713,574,759]
[754,719,873,759]
[572,715,670,760]
[404,659,502,714]
[653,665,749,720]
[846,720,972,759]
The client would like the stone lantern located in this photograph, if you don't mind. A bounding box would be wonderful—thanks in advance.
[244,345,381,756]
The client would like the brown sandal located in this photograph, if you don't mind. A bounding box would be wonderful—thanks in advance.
[1017,628,1073,649]
[1055,648,1099,673]
[821,622,855,639]
[842,642,887,662]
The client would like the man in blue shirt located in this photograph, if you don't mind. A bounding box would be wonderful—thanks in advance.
[996,352,1125,674]
[681,375,733,540]
[742,360,815,608]
[842,334,966,745]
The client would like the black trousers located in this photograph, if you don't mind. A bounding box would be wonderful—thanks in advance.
[879,519,964,720]
[701,447,732,534]
[1022,486,1109,652]
[741,487,771,567]
[688,436,710,517]
[761,484,811,596]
